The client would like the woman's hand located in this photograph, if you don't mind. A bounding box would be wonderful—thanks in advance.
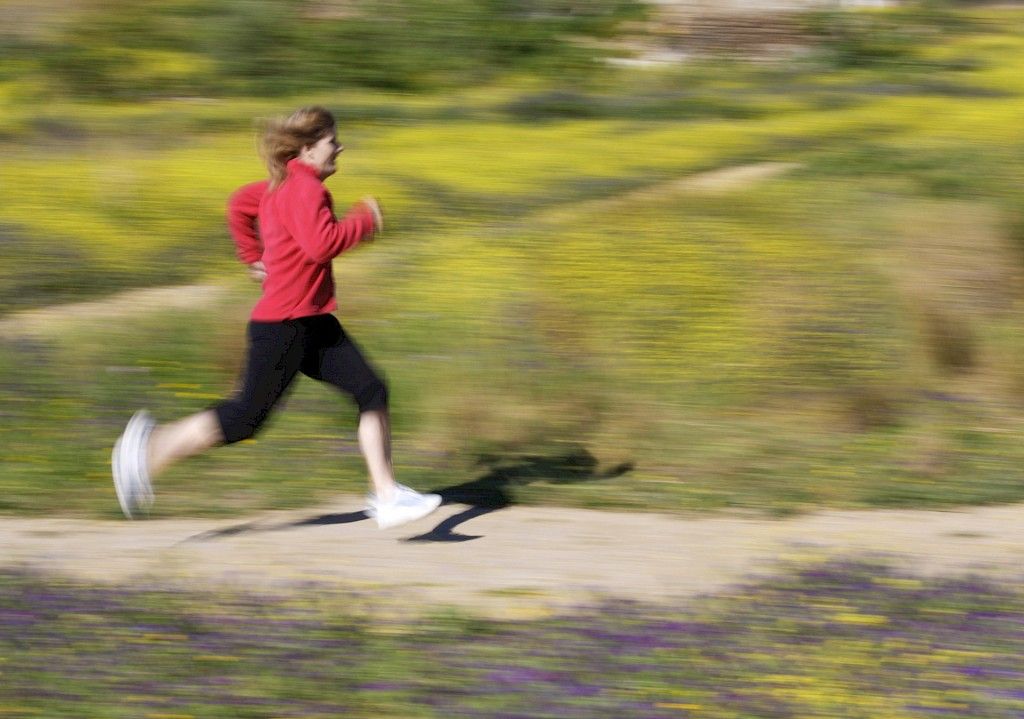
[248,261,267,283]
[361,196,384,234]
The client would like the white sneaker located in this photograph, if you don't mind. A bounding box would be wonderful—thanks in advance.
[366,484,442,530]
[112,410,155,519]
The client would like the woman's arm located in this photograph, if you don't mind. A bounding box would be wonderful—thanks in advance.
[285,183,380,264]
[226,181,269,265]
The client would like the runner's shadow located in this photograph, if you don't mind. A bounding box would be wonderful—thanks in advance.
[405,447,634,543]
[183,510,369,542]
[289,511,370,527]
[183,446,632,544]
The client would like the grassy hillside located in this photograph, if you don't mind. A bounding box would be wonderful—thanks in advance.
[2,4,1024,517]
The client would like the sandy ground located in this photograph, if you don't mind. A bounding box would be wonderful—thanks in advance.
[4,500,1024,616]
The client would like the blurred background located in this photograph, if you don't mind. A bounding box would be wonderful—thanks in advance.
[2,0,1024,519]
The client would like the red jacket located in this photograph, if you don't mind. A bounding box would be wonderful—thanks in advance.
[226,159,377,321]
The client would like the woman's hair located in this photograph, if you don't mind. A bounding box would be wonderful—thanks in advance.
[261,106,336,189]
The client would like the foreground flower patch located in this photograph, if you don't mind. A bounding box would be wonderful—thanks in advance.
[2,561,1023,718]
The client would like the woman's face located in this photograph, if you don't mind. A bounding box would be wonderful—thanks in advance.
[301,129,344,179]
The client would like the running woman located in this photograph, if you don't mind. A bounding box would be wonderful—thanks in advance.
[112,106,441,529]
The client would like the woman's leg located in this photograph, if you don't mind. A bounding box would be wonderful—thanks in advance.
[163,320,305,477]
[301,316,394,495]
[303,315,440,526]
[146,410,224,478]
[357,408,396,502]
[114,320,305,517]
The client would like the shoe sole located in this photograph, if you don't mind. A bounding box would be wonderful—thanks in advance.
[111,435,134,518]
[132,414,155,510]
[112,411,155,519]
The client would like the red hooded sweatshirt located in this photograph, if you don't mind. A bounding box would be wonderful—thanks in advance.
[226,158,377,322]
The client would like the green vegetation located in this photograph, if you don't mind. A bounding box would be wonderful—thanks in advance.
[7,0,645,97]
[3,560,1024,716]
[2,2,1024,517]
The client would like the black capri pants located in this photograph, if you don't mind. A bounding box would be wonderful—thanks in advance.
[214,314,388,444]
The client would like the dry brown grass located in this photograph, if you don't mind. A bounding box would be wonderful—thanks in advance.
[879,199,1022,381]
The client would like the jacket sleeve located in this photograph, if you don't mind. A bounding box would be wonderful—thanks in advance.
[285,182,377,264]
[226,181,269,264]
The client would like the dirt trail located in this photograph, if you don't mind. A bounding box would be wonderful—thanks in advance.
[0,284,229,339]
[4,500,1024,616]
[537,161,800,224]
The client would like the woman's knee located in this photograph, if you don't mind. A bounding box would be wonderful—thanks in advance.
[355,377,388,414]
[214,403,270,445]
